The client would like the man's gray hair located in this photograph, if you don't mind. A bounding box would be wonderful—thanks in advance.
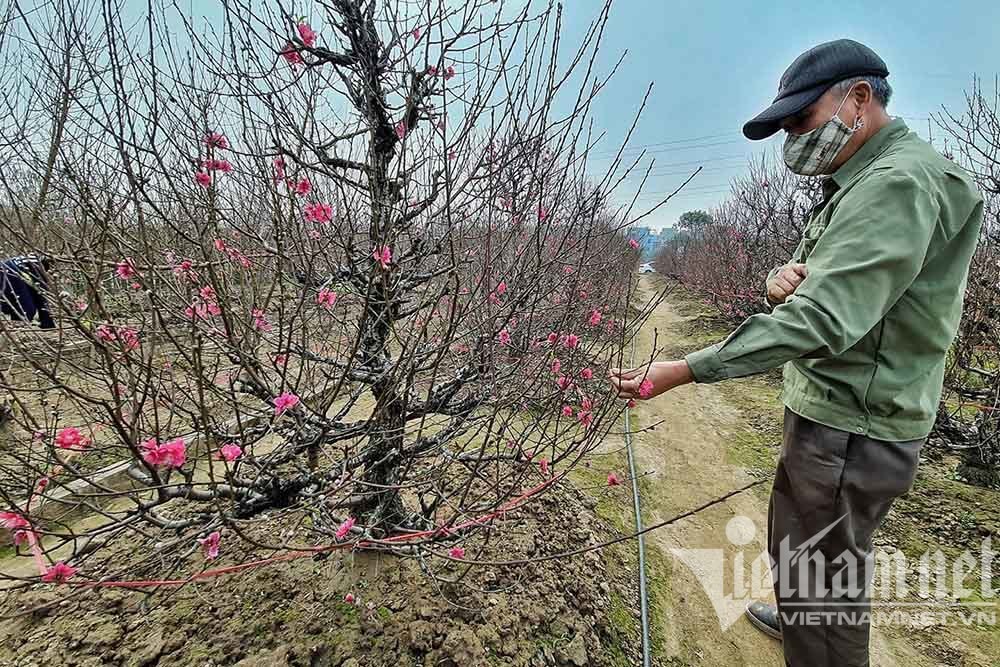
[833,75,893,108]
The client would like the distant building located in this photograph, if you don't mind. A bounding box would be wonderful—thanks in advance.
[631,226,677,260]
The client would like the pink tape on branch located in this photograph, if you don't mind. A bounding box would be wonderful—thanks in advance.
[45,472,562,589]
[26,529,48,576]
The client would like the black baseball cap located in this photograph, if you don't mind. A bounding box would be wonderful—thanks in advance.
[743,39,889,140]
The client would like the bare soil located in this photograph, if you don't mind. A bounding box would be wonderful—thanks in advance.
[0,474,648,667]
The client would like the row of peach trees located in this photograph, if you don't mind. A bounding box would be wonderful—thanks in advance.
[0,0,660,588]
[655,81,1000,487]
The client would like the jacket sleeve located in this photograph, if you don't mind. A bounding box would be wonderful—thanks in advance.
[685,171,938,383]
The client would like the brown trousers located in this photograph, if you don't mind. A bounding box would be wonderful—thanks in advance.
[769,408,924,667]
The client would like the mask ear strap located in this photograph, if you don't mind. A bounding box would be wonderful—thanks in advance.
[835,84,865,131]
[833,86,854,116]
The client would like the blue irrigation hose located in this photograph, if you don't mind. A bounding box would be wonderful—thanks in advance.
[624,334,652,667]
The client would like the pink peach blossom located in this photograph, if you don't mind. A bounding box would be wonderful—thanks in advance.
[115,258,137,280]
[41,562,77,583]
[197,531,221,560]
[273,392,300,415]
[195,171,211,188]
[297,22,317,47]
[55,427,89,451]
[580,368,593,380]
[607,472,621,486]
[304,202,333,224]
[372,245,392,270]
[294,177,312,196]
[252,309,271,332]
[335,516,356,540]
[628,238,640,250]
[219,443,243,462]
[96,324,116,343]
[118,327,140,352]
[448,546,465,559]
[316,288,337,309]
[638,378,654,399]
[173,259,197,282]
[561,405,573,417]
[281,43,303,66]
[0,511,29,532]
[141,437,187,469]
[395,120,408,139]
[202,158,232,172]
[204,132,228,149]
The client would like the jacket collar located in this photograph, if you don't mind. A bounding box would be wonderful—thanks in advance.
[831,117,908,189]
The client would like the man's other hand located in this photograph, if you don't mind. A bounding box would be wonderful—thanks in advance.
[766,263,808,306]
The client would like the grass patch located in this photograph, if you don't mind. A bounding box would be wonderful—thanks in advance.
[642,540,673,662]
[568,428,648,664]
[714,376,784,500]
[605,589,640,667]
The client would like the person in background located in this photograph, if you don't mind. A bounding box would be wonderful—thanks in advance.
[1,254,56,330]
[1,254,56,425]
[610,39,983,667]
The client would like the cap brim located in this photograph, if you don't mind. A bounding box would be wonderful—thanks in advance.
[742,83,829,140]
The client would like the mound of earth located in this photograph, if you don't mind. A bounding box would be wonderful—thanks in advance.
[0,482,643,667]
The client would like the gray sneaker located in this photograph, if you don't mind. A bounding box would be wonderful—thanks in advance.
[745,601,782,640]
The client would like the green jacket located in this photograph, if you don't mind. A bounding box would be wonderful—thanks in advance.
[685,119,984,441]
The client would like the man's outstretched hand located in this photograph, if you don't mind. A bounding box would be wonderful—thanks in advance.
[609,360,694,400]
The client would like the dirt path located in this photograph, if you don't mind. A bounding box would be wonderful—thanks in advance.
[626,276,936,666]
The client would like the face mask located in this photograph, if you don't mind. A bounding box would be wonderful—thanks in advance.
[782,87,865,176]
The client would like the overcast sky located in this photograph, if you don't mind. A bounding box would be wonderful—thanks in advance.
[561,0,1000,229]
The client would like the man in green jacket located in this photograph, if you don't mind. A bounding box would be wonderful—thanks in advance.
[610,39,983,667]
